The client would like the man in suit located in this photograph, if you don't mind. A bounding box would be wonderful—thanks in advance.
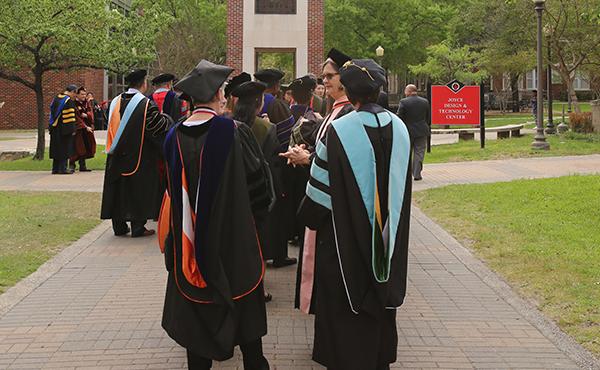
[397,84,430,181]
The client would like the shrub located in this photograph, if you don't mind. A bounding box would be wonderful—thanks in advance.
[569,112,593,133]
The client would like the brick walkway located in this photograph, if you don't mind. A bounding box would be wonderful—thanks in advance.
[0,156,599,369]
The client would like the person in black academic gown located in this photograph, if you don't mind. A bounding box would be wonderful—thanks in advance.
[223,72,252,118]
[280,48,355,314]
[49,84,78,174]
[254,68,297,268]
[100,69,172,237]
[299,59,413,370]
[159,60,271,370]
[286,75,323,248]
[150,73,185,122]
[230,81,282,260]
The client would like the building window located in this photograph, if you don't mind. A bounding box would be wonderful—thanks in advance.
[574,71,590,91]
[525,69,537,90]
[108,73,127,99]
[255,0,296,14]
[255,48,296,83]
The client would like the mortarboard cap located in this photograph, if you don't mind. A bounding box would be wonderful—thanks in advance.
[124,69,147,86]
[327,48,352,68]
[231,81,267,101]
[175,60,233,102]
[225,72,251,98]
[254,68,285,86]
[339,59,386,95]
[151,73,176,85]
[289,75,317,93]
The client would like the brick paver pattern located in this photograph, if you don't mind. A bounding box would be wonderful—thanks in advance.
[1,155,599,369]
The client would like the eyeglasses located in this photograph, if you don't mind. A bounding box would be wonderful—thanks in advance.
[322,73,339,80]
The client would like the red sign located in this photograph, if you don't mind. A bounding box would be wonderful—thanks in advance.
[431,81,481,125]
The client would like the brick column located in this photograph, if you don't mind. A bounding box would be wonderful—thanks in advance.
[226,0,244,73]
[308,0,325,76]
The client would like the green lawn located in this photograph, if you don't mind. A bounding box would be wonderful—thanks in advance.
[0,191,101,293]
[426,132,600,164]
[413,175,600,355]
[553,101,592,113]
[0,145,106,171]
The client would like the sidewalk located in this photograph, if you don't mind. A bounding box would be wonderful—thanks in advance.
[0,156,599,369]
[1,155,599,193]
[0,132,107,154]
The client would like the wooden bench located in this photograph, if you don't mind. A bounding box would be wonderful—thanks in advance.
[431,124,524,141]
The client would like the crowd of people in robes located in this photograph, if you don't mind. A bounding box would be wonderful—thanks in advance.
[96,47,417,370]
[49,85,98,174]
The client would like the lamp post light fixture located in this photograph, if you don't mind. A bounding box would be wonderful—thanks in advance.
[375,45,389,93]
[532,0,550,150]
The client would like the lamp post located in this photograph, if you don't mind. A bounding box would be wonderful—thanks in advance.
[532,0,550,150]
[376,45,388,93]
[545,29,555,134]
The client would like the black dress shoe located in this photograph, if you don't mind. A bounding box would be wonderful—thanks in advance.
[264,292,273,303]
[114,227,131,236]
[131,228,156,238]
[56,170,73,175]
[414,177,423,181]
[79,168,92,172]
[273,257,297,268]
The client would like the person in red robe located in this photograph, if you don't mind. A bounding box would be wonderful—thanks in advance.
[150,73,185,123]
[69,86,96,172]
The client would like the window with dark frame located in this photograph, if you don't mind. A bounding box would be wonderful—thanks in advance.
[255,0,297,14]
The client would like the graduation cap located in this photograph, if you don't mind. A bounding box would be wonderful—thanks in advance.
[231,81,267,101]
[174,60,233,102]
[289,75,317,93]
[254,68,285,86]
[326,48,352,68]
[124,69,147,86]
[339,59,386,95]
[151,73,176,86]
[225,72,251,98]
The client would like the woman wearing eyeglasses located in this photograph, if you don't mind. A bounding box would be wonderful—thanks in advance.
[279,48,355,316]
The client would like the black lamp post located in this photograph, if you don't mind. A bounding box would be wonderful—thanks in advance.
[532,0,550,150]
[545,37,555,134]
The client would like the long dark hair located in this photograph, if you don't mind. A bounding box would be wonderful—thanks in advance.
[233,95,262,126]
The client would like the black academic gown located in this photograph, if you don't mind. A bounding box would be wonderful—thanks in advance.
[299,104,412,370]
[161,118,269,361]
[100,93,172,222]
[49,95,76,160]
[151,90,184,123]
[245,117,286,261]
[287,105,322,241]
[264,98,297,249]
[294,102,354,312]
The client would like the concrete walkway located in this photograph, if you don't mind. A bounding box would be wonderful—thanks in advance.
[1,155,599,193]
[0,156,599,369]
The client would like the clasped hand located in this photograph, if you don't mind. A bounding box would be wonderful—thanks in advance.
[279,144,311,167]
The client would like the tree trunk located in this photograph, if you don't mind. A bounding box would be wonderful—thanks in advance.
[510,74,520,112]
[565,77,580,113]
[33,73,45,160]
